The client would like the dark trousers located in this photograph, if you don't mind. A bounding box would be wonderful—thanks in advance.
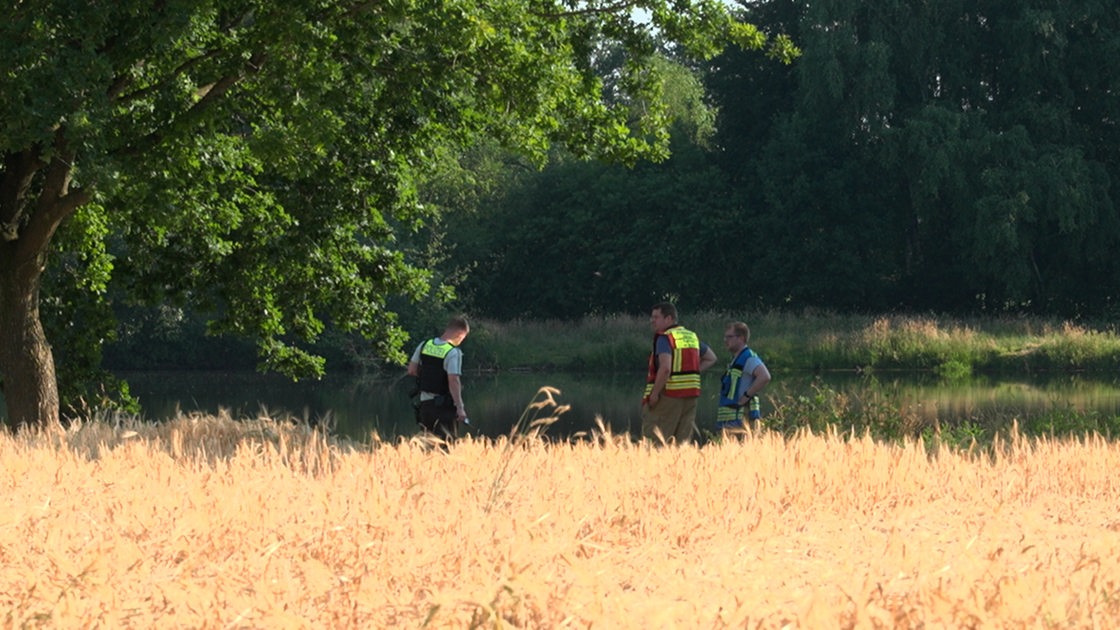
[417,400,458,439]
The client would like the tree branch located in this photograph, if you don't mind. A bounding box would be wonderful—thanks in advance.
[110,7,255,103]
[118,50,267,158]
[0,149,44,239]
[112,48,226,104]
[532,0,644,19]
[13,133,89,267]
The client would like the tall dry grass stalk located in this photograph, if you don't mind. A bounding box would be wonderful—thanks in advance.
[3,406,1120,627]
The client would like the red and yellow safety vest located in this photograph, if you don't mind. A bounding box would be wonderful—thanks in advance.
[644,325,702,399]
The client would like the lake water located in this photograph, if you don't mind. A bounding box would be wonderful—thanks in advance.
[94,369,1120,441]
[5,369,1120,440]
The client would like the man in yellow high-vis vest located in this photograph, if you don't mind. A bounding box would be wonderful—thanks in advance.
[641,302,717,444]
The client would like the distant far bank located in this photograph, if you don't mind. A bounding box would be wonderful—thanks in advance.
[103,309,1120,377]
[466,311,1120,376]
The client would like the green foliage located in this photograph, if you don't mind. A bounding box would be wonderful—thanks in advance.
[761,380,920,442]
[697,0,1120,315]
[765,382,852,436]
[2,0,782,422]
[1029,330,1120,371]
[763,380,1120,452]
[934,359,973,381]
[922,420,986,454]
[41,203,139,416]
[449,138,744,318]
[103,304,258,371]
[1018,405,1120,439]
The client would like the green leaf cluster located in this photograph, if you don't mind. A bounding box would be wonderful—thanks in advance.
[2,0,781,420]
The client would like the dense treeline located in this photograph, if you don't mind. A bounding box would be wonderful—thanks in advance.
[21,0,1120,413]
[450,0,1120,319]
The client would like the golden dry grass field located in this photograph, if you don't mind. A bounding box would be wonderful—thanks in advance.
[2,404,1120,627]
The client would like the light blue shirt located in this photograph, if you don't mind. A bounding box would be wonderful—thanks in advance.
[734,353,765,399]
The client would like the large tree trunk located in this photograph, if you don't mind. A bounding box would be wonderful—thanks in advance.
[0,251,59,429]
[0,145,86,429]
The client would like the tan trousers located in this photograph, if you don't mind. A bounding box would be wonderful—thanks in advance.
[641,396,698,444]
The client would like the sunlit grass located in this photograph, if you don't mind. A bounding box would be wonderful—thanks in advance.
[757,377,1120,449]
[471,310,1120,373]
[469,314,648,370]
[3,391,1120,627]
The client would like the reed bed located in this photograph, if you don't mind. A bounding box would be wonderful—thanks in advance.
[3,403,1120,627]
[471,311,1120,373]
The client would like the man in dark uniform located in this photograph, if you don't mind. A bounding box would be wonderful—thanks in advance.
[407,315,470,438]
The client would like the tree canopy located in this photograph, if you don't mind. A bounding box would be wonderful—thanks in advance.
[449,0,1120,320]
[0,0,794,427]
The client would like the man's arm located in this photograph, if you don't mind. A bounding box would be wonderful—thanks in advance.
[699,346,719,372]
[407,342,422,377]
[740,363,772,404]
[647,352,673,406]
[448,374,466,421]
[747,364,771,395]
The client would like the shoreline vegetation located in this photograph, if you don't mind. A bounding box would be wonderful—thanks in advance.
[103,309,1120,378]
[460,313,1120,447]
[86,311,1120,446]
[468,311,1120,375]
[4,400,1119,626]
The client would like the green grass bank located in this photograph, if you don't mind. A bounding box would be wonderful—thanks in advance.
[463,311,1120,375]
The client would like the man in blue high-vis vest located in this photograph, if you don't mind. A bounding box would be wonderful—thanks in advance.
[718,321,771,431]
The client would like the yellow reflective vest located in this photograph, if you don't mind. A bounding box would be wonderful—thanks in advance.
[644,325,702,400]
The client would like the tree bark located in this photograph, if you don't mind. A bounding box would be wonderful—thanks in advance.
[0,248,59,429]
[0,142,85,429]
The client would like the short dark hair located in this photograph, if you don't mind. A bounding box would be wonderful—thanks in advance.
[652,302,677,321]
[446,315,470,332]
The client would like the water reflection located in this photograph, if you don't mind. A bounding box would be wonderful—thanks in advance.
[102,369,1120,442]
